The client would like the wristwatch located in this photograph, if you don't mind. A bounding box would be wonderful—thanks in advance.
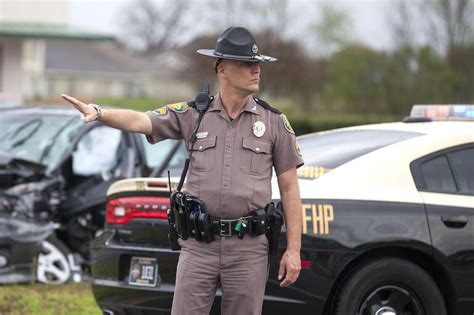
[90,104,103,121]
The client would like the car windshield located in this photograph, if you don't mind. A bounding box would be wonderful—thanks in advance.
[297,129,422,179]
[0,112,83,171]
[140,135,187,176]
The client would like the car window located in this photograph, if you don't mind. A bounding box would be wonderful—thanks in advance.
[449,147,474,194]
[41,117,83,170]
[420,155,457,193]
[298,129,422,170]
[72,126,122,176]
[0,113,83,170]
[140,135,187,170]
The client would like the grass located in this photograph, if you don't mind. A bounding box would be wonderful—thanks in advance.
[0,283,102,315]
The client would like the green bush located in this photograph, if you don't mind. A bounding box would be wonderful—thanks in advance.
[93,96,174,112]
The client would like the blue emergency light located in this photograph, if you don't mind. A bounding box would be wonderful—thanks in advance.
[410,105,474,120]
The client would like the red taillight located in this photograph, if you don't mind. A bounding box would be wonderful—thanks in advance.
[106,196,169,224]
[278,259,313,269]
[301,260,313,268]
[147,182,168,188]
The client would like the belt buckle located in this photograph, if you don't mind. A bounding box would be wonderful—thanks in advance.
[220,219,232,237]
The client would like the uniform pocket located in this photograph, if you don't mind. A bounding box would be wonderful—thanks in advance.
[189,136,217,172]
[240,138,272,175]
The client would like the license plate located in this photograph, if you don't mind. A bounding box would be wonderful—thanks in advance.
[128,257,158,287]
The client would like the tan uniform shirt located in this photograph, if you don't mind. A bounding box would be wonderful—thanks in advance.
[146,94,304,219]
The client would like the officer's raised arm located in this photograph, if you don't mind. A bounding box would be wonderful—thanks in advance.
[61,94,153,135]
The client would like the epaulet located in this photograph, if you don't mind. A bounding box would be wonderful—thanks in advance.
[253,97,281,115]
[187,96,215,109]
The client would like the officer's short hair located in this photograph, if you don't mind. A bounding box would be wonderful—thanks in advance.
[214,58,222,73]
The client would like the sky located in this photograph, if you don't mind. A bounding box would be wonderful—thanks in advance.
[68,0,395,50]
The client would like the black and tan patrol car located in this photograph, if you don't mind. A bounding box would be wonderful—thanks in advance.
[90,105,474,315]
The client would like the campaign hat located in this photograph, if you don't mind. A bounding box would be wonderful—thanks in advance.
[197,26,277,62]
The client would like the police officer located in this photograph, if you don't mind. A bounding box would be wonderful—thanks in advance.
[62,26,303,315]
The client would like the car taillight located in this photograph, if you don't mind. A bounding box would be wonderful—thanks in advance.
[106,196,169,224]
[278,259,313,269]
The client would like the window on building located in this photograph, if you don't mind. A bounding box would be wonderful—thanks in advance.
[0,45,3,92]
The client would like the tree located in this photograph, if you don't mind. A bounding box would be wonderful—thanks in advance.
[389,0,474,103]
[311,1,354,57]
[322,45,388,114]
[383,46,459,114]
[201,0,294,41]
[423,0,474,54]
[389,0,474,54]
[119,0,191,53]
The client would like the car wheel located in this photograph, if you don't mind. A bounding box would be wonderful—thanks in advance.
[37,235,73,285]
[334,258,446,315]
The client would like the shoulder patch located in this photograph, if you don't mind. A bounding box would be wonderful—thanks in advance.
[295,139,302,156]
[253,97,281,115]
[152,106,168,116]
[167,102,189,113]
[281,114,295,135]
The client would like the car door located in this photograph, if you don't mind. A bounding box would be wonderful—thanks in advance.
[411,144,474,313]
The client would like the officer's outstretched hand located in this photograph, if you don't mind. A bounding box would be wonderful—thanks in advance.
[61,94,97,123]
[278,248,301,287]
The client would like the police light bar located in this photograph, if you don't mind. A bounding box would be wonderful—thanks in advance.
[410,105,474,120]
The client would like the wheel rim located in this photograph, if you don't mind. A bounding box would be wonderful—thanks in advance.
[37,240,71,284]
[359,285,425,315]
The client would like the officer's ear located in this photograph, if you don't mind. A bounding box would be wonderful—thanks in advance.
[216,60,228,78]
[213,58,222,73]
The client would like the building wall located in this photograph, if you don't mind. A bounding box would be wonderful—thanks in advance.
[22,39,46,100]
[44,71,194,102]
[0,0,68,25]
[0,38,22,105]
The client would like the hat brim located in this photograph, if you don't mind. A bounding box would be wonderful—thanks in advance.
[197,49,277,62]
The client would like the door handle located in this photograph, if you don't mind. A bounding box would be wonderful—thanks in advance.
[441,215,468,228]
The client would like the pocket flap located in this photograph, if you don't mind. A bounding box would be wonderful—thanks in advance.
[189,136,217,151]
[242,138,271,154]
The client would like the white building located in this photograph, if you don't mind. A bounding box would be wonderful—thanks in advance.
[0,0,192,106]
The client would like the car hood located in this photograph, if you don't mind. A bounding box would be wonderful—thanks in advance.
[0,150,46,188]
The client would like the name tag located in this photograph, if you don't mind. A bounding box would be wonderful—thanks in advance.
[196,132,208,139]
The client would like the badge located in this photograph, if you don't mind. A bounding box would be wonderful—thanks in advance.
[282,114,295,134]
[167,102,189,113]
[196,132,208,139]
[152,106,168,116]
[252,44,259,54]
[253,121,266,137]
[295,139,302,156]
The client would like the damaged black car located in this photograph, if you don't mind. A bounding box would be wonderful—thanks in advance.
[0,106,186,284]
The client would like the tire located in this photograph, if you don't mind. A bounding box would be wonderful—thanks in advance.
[37,235,77,285]
[334,258,446,315]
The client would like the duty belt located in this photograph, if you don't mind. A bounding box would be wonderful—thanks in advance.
[211,216,266,237]
[168,191,284,255]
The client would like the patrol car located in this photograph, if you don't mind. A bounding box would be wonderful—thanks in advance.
[90,105,474,315]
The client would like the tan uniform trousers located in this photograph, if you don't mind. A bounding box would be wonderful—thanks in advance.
[171,234,269,315]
